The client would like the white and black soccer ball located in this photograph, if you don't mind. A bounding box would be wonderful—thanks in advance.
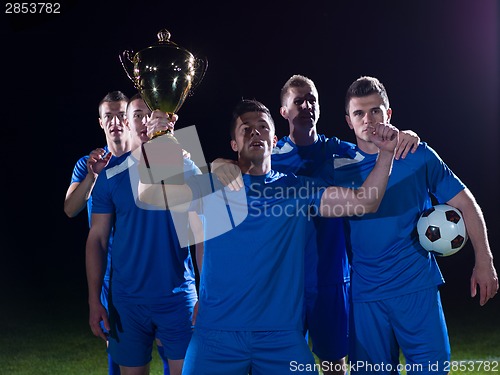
[417,204,468,257]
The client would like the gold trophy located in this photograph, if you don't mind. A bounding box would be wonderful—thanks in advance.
[119,28,207,140]
[120,29,207,184]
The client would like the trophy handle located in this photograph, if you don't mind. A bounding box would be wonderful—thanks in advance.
[189,57,208,96]
[119,50,138,88]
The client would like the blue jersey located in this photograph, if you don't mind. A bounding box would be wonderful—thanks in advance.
[333,142,465,302]
[91,150,199,303]
[70,145,113,284]
[272,135,354,287]
[188,171,325,331]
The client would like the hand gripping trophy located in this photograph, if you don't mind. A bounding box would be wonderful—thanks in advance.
[120,29,207,184]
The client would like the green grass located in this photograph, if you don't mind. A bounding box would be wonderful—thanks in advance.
[2,287,499,374]
[0,287,166,375]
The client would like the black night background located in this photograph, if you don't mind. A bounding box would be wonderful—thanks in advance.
[0,0,498,361]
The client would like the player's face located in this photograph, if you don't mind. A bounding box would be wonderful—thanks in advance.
[126,98,152,144]
[280,86,320,130]
[231,111,277,162]
[345,93,392,143]
[99,101,128,143]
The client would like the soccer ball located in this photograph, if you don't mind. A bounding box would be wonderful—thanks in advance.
[417,204,468,257]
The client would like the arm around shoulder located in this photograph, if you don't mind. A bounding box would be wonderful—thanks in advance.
[320,149,394,217]
[320,123,398,217]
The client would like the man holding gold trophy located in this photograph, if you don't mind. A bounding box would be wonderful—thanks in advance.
[85,30,206,375]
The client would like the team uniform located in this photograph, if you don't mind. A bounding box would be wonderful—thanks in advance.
[333,142,465,374]
[271,135,353,360]
[182,171,326,375]
[91,150,199,367]
[69,146,121,374]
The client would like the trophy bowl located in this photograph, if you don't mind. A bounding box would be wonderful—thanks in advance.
[121,29,207,185]
[120,29,207,139]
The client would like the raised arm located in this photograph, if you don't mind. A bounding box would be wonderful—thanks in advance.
[138,180,194,212]
[447,189,499,306]
[320,123,398,217]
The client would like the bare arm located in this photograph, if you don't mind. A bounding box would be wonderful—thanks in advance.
[64,149,112,218]
[188,211,204,274]
[320,150,394,216]
[188,211,204,327]
[210,158,243,191]
[320,123,398,217]
[447,189,499,305]
[85,213,113,341]
[138,181,193,212]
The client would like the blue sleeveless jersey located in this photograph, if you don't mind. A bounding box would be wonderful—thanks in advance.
[272,135,354,287]
[333,142,465,302]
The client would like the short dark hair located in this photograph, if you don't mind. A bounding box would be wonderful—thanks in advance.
[230,99,274,140]
[345,76,390,114]
[280,74,318,106]
[98,91,129,117]
[127,93,144,111]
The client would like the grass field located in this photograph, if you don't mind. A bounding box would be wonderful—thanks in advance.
[1,283,498,375]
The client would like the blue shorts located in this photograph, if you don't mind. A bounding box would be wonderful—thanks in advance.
[182,328,318,375]
[107,293,196,367]
[304,282,349,361]
[349,287,450,375]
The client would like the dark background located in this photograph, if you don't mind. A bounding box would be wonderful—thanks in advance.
[1,0,498,320]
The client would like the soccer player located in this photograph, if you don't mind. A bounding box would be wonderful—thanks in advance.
[65,91,177,375]
[213,75,419,375]
[65,91,132,375]
[333,76,498,374]
[85,94,200,375]
[275,75,423,374]
[138,99,399,374]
